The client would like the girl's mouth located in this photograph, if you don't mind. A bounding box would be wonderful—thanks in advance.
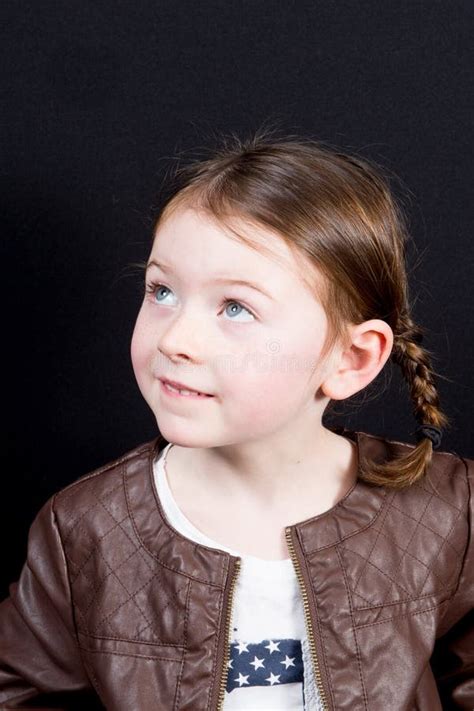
[160,380,214,399]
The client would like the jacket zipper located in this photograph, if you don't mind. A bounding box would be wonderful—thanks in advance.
[216,556,242,711]
[285,526,329,711]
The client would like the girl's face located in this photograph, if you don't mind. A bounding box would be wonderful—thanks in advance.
[131,206,337,449]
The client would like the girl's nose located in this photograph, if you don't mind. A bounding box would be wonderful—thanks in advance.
[156,309,205,364]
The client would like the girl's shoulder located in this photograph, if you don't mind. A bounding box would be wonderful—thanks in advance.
[339,427,473,493]
[49,434,164,536]
[58,435,161,492]
[365,428,473,507]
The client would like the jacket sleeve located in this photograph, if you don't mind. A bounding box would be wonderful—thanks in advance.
[0,493,100,710]
[430,454,474,710]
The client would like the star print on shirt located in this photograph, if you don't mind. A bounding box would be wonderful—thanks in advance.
[226,638,303,693]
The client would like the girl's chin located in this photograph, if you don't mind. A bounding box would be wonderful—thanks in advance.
[154,422,215,449]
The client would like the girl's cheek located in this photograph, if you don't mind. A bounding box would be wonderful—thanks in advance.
[130,321,149,375]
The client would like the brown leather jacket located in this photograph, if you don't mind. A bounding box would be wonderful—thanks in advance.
[0,428,473,710]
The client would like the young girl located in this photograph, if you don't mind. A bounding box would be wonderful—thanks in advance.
[0,130,472,711]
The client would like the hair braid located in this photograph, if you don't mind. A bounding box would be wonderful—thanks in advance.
[355,312,451,490]
[392,314,448,430]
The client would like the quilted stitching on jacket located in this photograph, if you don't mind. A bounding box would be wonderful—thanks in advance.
[340,477,466,610]
[58,467,190,646]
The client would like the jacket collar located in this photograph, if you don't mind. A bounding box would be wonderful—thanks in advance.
[124,427,391,587]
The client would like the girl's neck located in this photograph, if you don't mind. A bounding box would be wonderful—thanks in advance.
[167,428,359,522]
[163,431,358,560]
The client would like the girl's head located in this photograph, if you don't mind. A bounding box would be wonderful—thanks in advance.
[131,128,449,489]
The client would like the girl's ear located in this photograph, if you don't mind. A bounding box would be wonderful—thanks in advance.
[320,319,394,401]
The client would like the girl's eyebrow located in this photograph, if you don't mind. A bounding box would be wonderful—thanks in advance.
[146,259,275,300]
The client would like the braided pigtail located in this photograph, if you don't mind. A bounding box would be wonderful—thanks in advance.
[357,312,451,490]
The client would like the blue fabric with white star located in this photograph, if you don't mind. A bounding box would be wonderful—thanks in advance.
[226,638,303,692]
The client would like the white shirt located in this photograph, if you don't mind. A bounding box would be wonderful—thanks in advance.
[154,443,324,710]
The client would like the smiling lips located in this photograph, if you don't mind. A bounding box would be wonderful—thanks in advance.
[159,378,214,399]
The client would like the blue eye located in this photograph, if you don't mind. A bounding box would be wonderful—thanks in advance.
[221,299,255,322]
[146,283,173,303]
[144,281,256,322]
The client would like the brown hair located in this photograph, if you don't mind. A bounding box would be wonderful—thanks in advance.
[144,127,450,490]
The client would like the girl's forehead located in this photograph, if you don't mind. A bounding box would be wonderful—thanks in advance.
[151,206,313,283]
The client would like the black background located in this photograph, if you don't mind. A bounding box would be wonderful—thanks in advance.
[1,1,473,599]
